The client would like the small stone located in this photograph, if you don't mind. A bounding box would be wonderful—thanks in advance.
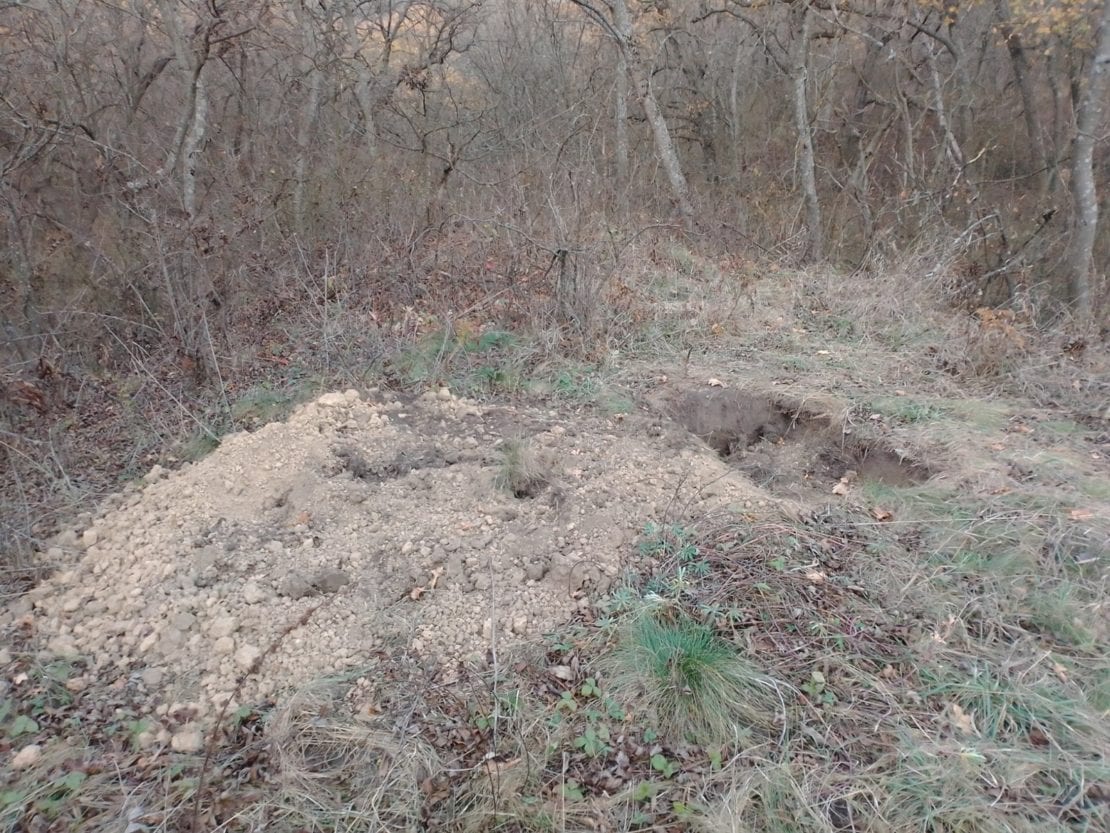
[82,528,99,548]
[312,569,350,594]
[209,616,238,638]
[0,648,11,665]
[11,744,43,770]
[144,464,166,483]
[234,644,261,671]
[436,387,452,401]
[214,636,235,656]
[136,731,158,749]
[242,582,266,604]
[524,561,547,581]
[170,725,204,753]
[47,635,79,658]
[173,612,196,631]
[278,572,315,599]
[57,529,79,549]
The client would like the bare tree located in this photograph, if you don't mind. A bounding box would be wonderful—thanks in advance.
[789,0,822,262]
[568,0,696,228]
[1067,0,1110,323]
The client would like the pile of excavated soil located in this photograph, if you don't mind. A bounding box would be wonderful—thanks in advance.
[21,388,764,722]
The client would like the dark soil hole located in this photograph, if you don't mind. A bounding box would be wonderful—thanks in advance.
[818,444,931,487]
[665,388,930,493]
[668,389,796,455]
[334,445,458,483]
[509,478,547,499]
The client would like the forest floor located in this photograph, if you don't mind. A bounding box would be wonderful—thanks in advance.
[1,255,1108,832]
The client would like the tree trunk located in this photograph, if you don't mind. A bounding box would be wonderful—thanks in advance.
[292,2,323,237]
[628,52,696,229]
[995,0,1048,194]
[156,0,209,209]
[293,68,322,237]
[614,0,630,217]
[343,2,380,159]
[181,69,208,220]
[790,2,822,262]
[571,0,695,229]
[1067,0,1110,322]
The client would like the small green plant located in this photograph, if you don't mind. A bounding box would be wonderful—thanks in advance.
[231,383,309,427]
[561,780,585,801]
[638,523,712,597]
[633,781,662,802]
[573,724,611,757]
[650,752,678,778]
[638,523,699,561]
[800,670,837,707]
[605,609,778,744]
[868,397,947,425]
[707,747,723,770]
[7,715,39,738]
[555,691,578,714]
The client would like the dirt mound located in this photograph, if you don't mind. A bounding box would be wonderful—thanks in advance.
[24,388,762,717]
[656,386,931,497]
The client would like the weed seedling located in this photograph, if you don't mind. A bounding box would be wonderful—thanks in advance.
[650,752,679,778]
[800,670,837,707]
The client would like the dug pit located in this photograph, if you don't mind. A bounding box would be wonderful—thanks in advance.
[659,387,931,497]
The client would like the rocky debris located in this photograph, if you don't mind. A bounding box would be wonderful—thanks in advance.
[11,744,43,770]
[25,387,762,723]
[170,725,205,753]
[278,568,350,599]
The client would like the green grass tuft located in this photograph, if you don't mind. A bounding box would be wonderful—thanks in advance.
[605,608,779,745]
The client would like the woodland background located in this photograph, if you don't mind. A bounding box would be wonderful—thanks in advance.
[2,0,1109,566]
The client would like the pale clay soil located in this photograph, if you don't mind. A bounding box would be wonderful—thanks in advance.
[9,386,782,751]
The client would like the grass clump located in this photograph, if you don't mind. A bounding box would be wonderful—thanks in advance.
[605,607,779,745]
[494,439,551,499]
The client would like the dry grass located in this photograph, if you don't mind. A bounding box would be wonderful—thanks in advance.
[2,245,1108,833]
[256,677,440,832]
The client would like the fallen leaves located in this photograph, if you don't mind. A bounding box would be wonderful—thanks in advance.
[948,703,978,736]
[408,566,445,601]
[832,470,857,496]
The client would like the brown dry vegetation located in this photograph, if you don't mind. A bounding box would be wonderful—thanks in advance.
[1,0,1109,831]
